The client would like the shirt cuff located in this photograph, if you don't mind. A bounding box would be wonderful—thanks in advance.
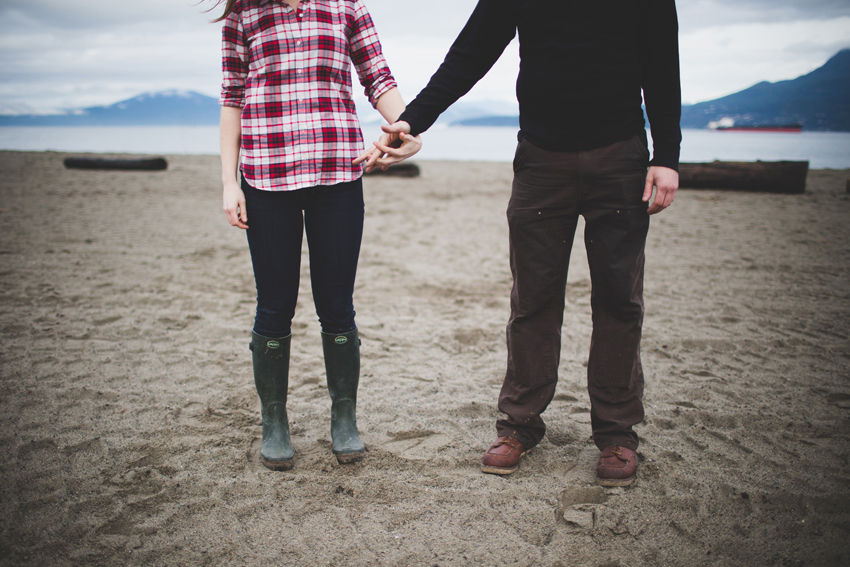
[219,88,245,108]
[366,74,397,108]
[650,143,680,172]
[396,109,426,137]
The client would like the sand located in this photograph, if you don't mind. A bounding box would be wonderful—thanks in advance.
[0,150,849,567]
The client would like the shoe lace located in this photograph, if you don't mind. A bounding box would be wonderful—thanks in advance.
[607,446,628,462]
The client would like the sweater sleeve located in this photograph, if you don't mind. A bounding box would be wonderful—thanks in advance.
[398,0,517,136]
[640,0,682,171]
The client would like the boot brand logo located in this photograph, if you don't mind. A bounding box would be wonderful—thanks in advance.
[334,336,348,344]
[267,340,280,349]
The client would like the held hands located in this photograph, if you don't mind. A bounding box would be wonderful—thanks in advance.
[353,121,422,173]
[223,179,249,229]
[643,166,679,215]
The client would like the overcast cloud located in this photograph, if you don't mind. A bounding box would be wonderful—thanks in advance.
[0,0,848,114]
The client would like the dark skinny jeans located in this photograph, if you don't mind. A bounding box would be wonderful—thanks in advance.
[242,177,364,338]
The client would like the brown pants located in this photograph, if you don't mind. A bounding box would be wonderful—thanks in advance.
[496,132,650,452]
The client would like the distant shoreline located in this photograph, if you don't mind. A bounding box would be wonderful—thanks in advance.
[2,128,850,169]
[1,150,848,175]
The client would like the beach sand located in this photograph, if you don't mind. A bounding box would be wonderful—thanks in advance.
[1,151,849,566]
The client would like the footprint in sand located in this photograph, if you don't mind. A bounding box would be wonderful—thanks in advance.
[558,485,609,530]
[174,401,214,429]
[568,405,592,423]
[827,392,850,409]
[381,430,451,461]
[451,401,497,418]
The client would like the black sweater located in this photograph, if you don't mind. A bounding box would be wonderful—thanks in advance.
[398,0,682,171]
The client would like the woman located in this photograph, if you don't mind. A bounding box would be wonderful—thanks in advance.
[214,0,420,470]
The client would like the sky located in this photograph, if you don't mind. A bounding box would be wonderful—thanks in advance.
[0,0,848,115]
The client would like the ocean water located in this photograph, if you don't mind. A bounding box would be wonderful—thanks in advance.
[1,125,849,169]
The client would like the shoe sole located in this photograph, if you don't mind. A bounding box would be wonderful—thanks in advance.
[480,449,530,475]
[335,449,366,464]
[262,457,295,471]
[596,474,636,487]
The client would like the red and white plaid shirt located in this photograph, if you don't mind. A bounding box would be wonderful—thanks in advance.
[220,0,397,191]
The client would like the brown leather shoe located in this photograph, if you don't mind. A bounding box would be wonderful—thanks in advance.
[481,436,529,475]
[596,445,637,486]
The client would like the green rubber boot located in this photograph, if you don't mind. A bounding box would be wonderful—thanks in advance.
[250,331,295,470]
[321,329,366,463]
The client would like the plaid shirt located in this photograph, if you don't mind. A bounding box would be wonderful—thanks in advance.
[220,0,397,191]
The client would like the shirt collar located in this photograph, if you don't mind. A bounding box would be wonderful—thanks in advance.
[277,0,311,11]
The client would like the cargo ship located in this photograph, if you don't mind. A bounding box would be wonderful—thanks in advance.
[707,117,803,133]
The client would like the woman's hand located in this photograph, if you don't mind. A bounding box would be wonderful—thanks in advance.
[354,130,401,172]
[354,121,422,173]
[219,105,246,228]
[223,179,249,229]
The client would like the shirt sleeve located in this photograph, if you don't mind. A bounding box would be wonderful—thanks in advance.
[349,0,397,108]
[398,0,517,136]
[219,8,247,108]
[640,0,682,171]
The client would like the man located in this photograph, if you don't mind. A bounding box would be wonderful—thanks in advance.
[361,0,681,486]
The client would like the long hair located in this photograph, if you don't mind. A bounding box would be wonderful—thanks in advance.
[208,0,238,22]
[208,0,274,21]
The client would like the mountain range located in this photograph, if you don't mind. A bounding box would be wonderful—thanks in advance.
[1,49,848,131]
[0,90,221,127]
[680,48,850,131]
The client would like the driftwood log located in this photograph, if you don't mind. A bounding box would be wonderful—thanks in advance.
[362,162,420,178]
[678,160,808,194]
[64,157,168,171]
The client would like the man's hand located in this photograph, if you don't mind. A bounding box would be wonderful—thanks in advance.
[353,129,401,172]
[643,166,679,215]
[353,121,422,173]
